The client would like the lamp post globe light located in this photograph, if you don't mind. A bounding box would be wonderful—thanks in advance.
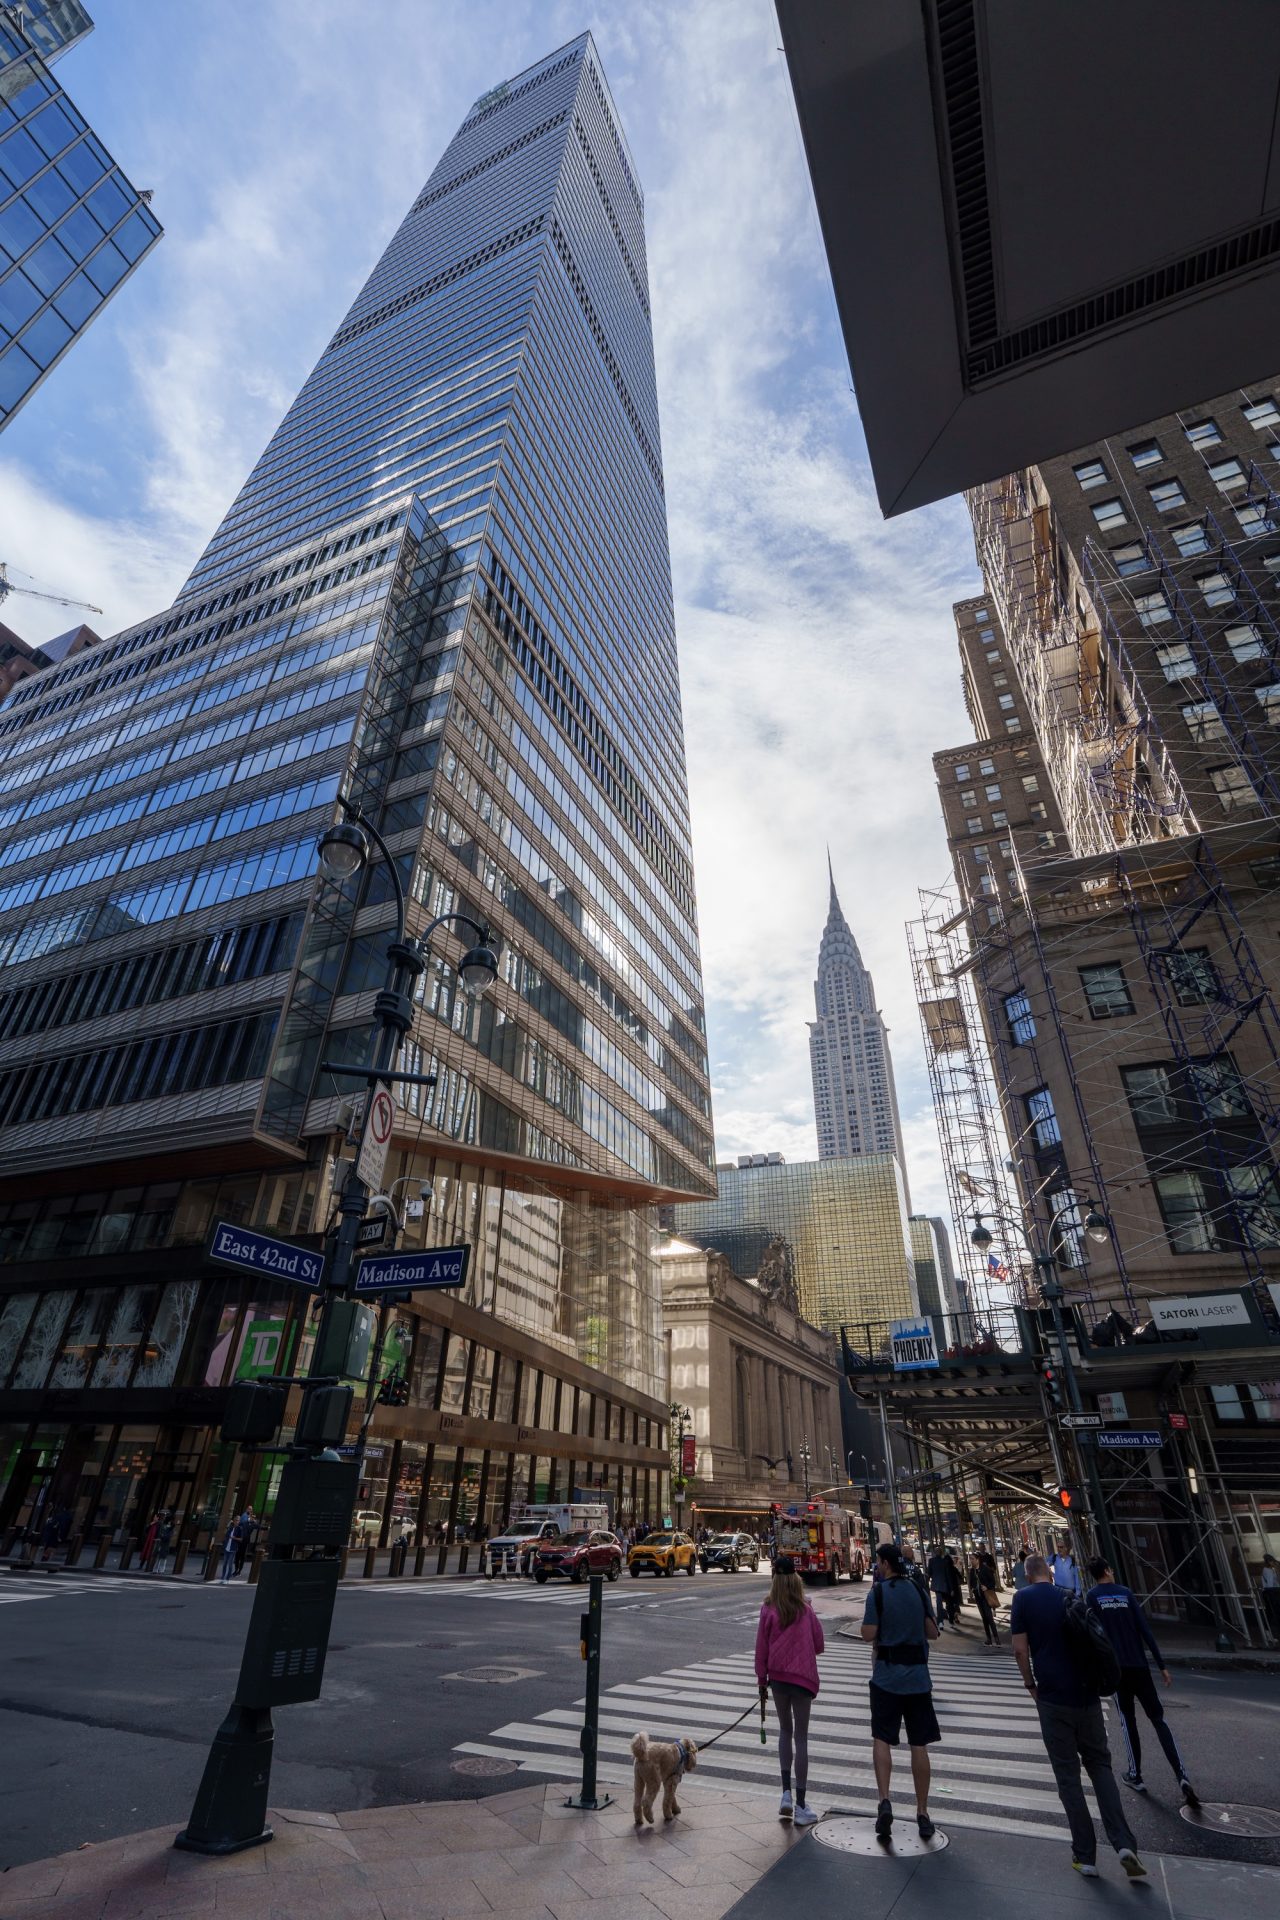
[176,794,499,1856]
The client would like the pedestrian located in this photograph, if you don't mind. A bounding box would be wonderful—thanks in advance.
[860,1541,941,1844]
[969,1558,1000,1646]
[1260,1555,1280,1642]
[219,1515,240,1584]
[1011,1553,1147,1881]
[233,1508,255,1575]
[1012,1548,1030,1592]
[1048,1540,1082,1593]
[944,1549,963,1623]
[755,1552,823,1829]
[899,1542,930,1603]
[1085,1557,1200,1807]
[141,1509,163,1572]
[926,1544,951,1632]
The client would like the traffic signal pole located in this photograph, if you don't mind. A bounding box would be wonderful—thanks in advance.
[1039,1276,1119,1572]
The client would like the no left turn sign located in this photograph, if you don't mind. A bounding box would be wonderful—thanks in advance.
[356,1084,397,1192]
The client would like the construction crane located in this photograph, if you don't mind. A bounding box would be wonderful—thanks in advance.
[0,562,103,617]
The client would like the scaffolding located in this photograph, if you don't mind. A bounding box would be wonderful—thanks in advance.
[907,885,1029,1313]
[968,474,1192,854]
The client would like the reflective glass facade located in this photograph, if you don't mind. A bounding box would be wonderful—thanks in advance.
[0,36,703,1544]
[669,1156,919,1334]
[0,10,160,428]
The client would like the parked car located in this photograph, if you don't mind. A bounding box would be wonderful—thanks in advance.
[483,1518,562,1577]
[699,1531,761,1574]
[534,1529,623,1583]
[627,1530,697,1577]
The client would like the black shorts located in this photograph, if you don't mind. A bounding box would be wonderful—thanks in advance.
[869,1681,941,1747]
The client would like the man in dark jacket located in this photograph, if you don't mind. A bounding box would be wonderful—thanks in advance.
[1085,1558,1200,1807]
[926,1547,951,1632]
[1012,1555,1146,1881]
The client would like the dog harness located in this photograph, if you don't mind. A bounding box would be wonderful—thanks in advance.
[674,1740,693,1778]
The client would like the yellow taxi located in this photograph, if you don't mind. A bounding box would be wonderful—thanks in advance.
[627,1530,697,1578]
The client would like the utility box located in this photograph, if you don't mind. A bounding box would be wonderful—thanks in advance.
[234,1558,341,1708]
[269,1457,359,1550]
[314,1299,375,1380]
[221,1380,286,1444]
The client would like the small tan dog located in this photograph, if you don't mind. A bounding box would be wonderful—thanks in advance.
[630,1731,698,1827]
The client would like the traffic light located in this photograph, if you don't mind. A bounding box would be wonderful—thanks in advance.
[377,1373,410,1407]
[1057,1484,1083,1513]
[1040,1358,1064,1411]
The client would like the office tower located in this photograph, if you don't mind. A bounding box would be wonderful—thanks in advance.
[908,1214,960,1320]
[809,859,907,1166]
[669,1153,918,1336]
[0,35,711,1553]
[928,380,1280,1323]
[0,6,160,430]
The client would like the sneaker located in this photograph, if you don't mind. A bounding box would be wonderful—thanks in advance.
[778,1791,793,1820]
[875,1798,893,1841]
[1180,1777,1201,1811]
[1118,1850,1148,1881]
[1122,1771,1148,1794]
[917,1813,936,1841]
[1072,1860,1100,1879]
[793,1806,819,1828]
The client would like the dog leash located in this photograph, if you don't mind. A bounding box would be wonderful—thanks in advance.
[697,1698,769,1754]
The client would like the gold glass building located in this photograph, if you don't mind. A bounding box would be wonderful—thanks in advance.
[669,1154,918,1335]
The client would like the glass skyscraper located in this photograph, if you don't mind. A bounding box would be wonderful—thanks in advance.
[0,35,711,1556]
[0,5,160,429]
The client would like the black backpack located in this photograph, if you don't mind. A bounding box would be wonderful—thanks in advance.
[1062,1590,1121,1697]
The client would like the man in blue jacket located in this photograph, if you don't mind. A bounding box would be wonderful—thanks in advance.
[1085,1558,1200,1808]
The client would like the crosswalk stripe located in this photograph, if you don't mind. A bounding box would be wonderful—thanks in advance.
[453,1639,1098,1842]
[0,1575,211,1603]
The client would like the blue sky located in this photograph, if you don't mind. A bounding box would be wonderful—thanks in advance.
[1,1,984,1222]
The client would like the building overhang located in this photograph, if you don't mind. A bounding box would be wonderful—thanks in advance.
[778,1,1280,516]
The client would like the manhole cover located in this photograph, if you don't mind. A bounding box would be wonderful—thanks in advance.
[442,1664,542,1684]
[1179,1802,1280,1838]
[814,1814,949,1858]
[452,1756,517,1777]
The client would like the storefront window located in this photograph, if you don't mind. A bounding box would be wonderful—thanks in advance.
[11,1290,75,1388]
[230,1297,296,1379]
[199,1291,244,1387]
[0,1293,37,1385]
[411,1320,445,1407]
[133,1279,200,1387]
[48,1290,113,1388]
[0,1203,36,1263]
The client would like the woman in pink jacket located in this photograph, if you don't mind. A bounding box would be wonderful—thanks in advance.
[755,1553,824,1826]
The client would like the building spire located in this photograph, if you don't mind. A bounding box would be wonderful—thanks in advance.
[810,858,908,1174]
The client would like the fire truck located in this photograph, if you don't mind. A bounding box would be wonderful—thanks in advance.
[771,1499,869,1583]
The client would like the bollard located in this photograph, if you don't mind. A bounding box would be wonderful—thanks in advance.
[64,1534,83,1567]
[119,1538,136,1571]
[173,1541,190,1578]
[390,1542,406,1577]
[203,1544,220,1581]
[436,1537,449,1576]
[414,1543,427,1578]
[363,1545,377,1579]
[564,1572,612,1810]
[458,1543,469,1577]
[248,1547,265,1585]
[94,1535,112,1569]
[339,1547,350,1579]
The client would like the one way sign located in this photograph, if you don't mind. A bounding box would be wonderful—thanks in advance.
[353,1244,470,1296]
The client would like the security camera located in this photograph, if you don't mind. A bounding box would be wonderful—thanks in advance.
[418,1181,433,1205]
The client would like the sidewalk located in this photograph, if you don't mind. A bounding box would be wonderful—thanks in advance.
[7,1777,1279,1920]
[0,1540,489,1586]
[0,1779,807,1920]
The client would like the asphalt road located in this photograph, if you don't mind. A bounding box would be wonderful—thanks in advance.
[1,1566,1277,1874]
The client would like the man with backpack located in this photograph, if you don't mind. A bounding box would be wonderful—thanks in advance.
[1010,1553,1147,1881]
[1085,1557,1200,1808]
[861,1541,941,1845]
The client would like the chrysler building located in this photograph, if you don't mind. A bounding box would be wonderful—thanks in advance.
[809,859,907,1166]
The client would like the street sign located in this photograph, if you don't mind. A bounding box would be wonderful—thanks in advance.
[1167,1412,1190,1431]
[353,1243,470,1295]
[889,1317,940,1371]
[355,1084,397,1191]
[356,1214,389,1249]
[207,1220,324,1289]
[1098,1429,1164,1451]
[1060,1413,1104,1429]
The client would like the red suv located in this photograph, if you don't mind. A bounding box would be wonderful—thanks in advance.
[534,1529,622,1583]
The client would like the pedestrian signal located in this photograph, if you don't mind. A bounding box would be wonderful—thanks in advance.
[1057,1484,1082,1511]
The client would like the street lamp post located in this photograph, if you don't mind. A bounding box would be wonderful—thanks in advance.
[175,797,498,1855]
[669,1401,692,1527]
[970,1208,1119,1572]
